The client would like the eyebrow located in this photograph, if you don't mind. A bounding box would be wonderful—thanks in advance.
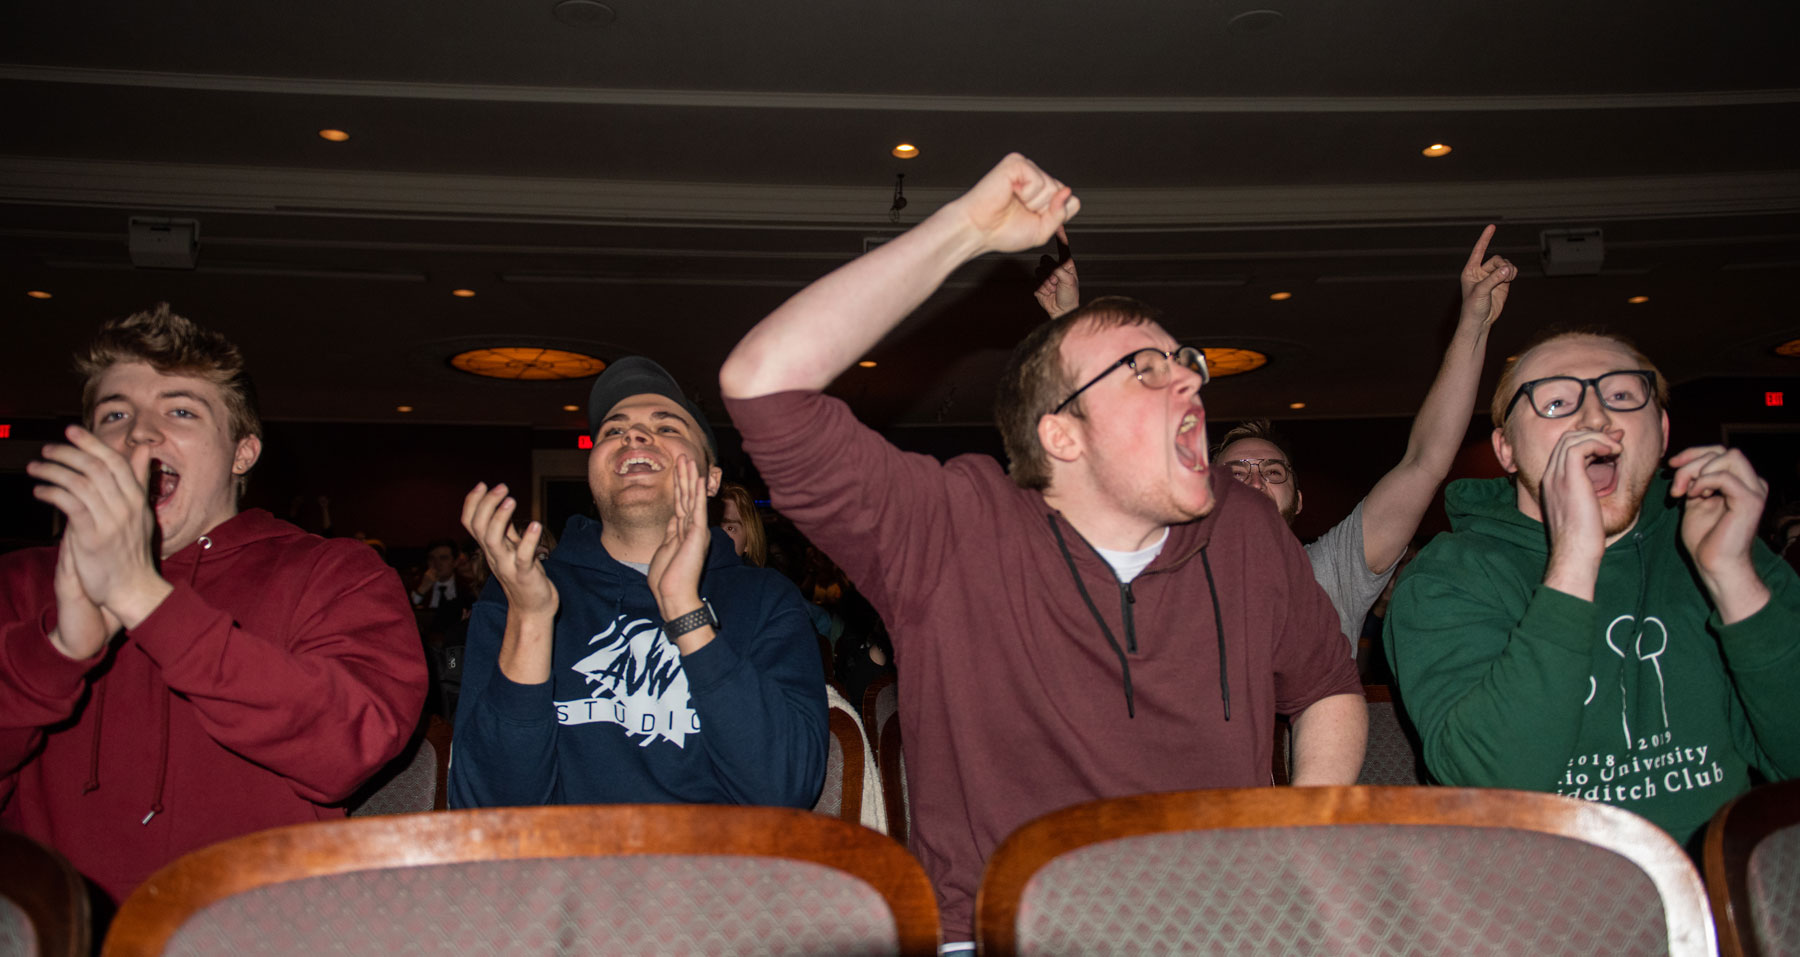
[93,389,217,410]
[601,410,688,427]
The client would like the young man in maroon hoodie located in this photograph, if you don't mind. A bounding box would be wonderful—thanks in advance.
[721,154,1366,950]
[1,304,426,907]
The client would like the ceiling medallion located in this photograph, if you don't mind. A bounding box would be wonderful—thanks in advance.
[1201,347,1269,377]
[450,347,607,380]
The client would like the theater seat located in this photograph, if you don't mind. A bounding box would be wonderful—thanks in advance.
[103,805,940,957]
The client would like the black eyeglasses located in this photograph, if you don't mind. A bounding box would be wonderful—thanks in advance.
[1501,370,1658,422]
[1052,347,1209,415]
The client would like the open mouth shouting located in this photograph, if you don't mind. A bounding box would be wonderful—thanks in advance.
[1175,408,1209,474]
[1584,451,1620,496]
[153,462,179,508]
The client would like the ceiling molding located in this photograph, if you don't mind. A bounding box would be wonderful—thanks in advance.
[4,63,1798,113]
[2,157,1797,228]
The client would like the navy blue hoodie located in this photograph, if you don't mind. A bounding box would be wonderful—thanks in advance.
[449,514,827,809]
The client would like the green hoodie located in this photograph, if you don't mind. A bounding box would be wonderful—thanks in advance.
[1386,472,1800,848]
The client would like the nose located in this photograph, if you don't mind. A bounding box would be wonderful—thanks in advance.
[128,416,162,447]
[1572,382,1613,430]
[1244,468,1266,490]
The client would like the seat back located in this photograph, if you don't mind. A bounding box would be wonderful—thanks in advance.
[862,673,909,846]
[346,717,445,817]
[103,805,939,957]
[1706,778,1800,957]
[817,683,886,833]
[0,830,89,957]
[1357,685,1427,786]
[977,786,1713,957]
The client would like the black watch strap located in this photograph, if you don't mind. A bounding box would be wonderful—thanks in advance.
[664,599,717,640]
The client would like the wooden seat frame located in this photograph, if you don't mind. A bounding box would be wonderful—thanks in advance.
[861,673,908,846]
[0,828,90,957]
[824,705,868,824]
[976,786,1713,957]
[104,804,940,956]
[1705,778,1800,957]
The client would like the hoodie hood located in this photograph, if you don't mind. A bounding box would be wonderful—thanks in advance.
[1444,471,1677,553]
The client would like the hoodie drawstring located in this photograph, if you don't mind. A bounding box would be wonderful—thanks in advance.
[1200,546,1230,721]
[1049,516,1135,718]
[137,535,210,824]
[82,679,107,794]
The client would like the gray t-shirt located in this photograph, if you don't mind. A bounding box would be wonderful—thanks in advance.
[1304,497,1397,651]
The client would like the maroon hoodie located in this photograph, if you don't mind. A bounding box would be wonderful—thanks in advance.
[728,391,1360,941]
[0,509,426,902]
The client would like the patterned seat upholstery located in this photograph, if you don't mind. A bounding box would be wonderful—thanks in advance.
[978,786,1713,957]
[0,829,89,957]
[818,683,887,834]
[1705,777,1800,957]
[862,674,910,846]
[346,718,444,817]
[102,804,940,957]
[1357,685,1426,787]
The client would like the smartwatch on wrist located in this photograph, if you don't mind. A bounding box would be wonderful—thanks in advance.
[664,599,718,641]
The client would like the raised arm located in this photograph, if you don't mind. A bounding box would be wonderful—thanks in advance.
[1359,226,1515,575]
[721,153,1078,399]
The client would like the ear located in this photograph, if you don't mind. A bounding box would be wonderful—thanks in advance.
[231,435,262,476]
[1293,489,1304,518]
[1037,413,1083,466]
[1490,427,1518,475]
[1658,409,1670,455]
[704,464,723,497]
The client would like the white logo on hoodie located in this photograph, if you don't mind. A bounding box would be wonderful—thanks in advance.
[554,614,699,747]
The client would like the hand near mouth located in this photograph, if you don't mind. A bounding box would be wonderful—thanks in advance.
[27,425,167,633]
[1669,445,1772,623]
[648,455,713,651]
[1539,428,1622,601]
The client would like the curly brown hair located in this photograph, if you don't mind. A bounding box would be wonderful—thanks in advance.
[77,303,262,492]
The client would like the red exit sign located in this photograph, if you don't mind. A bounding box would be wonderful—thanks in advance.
[0,424,10,438]
[577,434,593,449]
[1769,392,1785,408]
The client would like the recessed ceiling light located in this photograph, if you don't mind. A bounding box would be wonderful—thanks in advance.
[451,347,607,381]
[1288,401,1307,410]
[891,144,919,159]
[25,290,51,299]
[857,360,878,368]
[1421,143,1452,158]
[1268,291,1292,301]
[1627,295,1650,304]
[396,405,414,413]
[562,404,580,412]
[451,288,477,298]
[1776,339,1800,358]
[319,129,351,142]
[1199,347,1269,377]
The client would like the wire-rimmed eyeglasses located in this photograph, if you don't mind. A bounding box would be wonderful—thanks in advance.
[1052,347,1209,415]
[1225,458,1291,486]
[1501,370,1658,423]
